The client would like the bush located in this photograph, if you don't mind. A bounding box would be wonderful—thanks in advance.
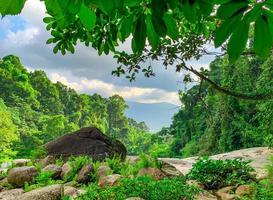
[187,157,255,189]
[105,157,123,174]
[64,156,93,182]
[0,171,7,179]
[24,171,63,192]
[136,153,162,170]
[75,176,200,200]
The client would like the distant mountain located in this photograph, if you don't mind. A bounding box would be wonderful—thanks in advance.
[125,101,179,132]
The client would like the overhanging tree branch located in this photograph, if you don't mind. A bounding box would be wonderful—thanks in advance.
[183,65,273,101]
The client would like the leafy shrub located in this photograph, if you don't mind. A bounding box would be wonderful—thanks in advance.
[187,157,255,189]
[24,171,63,192]
[64,156,92,182]
[75,176,200,200]
[30,146,47,160]
[55,157,64,167]
[0,170,7,179]
[136,153,163,170]
[105,157,123,174]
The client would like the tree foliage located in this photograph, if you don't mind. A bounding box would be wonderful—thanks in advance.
[2,0,273,60]
[167,54,273,157]
[0,55,153,159]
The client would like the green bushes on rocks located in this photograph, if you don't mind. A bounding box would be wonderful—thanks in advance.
[187,157,255,189]
[75,176,200,200]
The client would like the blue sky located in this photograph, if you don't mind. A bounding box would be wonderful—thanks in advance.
[0,0,215,107]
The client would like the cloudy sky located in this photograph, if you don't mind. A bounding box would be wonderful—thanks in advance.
[0,0,217,107]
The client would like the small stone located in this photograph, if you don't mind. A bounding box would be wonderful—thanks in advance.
[12,159,31,167]
[64,186,79,198]
[77,164,93,183]
[0,188,24,200]
[7,166,37,187]
[186,180,205,189]
[194,191,217,200]
[215,186,237,200]
[235,185,253,196]
[161,161,183,177]
[97,165,112,179]
[42,164,62,179]
[98,174,122,187]
[138,167,166,180]
[17,184,64,200]
[217,186,236,194]
[40,156,55,168]
[61,162,72,180]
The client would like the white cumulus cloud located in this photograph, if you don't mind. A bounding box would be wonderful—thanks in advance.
[50,72,180,105]
[4,28,39,46]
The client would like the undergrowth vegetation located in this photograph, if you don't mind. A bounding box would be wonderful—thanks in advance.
[187,157,255,189]
[75,176,200,200]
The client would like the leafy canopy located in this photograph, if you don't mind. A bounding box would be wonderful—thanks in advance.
[1,0,273,62]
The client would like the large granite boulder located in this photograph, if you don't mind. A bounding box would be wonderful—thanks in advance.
[45,127,127,161]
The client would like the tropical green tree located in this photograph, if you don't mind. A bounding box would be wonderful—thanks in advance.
[0,99,18,161]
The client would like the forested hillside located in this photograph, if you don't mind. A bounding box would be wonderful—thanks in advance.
[165,55,273,157]
[0,55,169,161]
[1,54,272,161]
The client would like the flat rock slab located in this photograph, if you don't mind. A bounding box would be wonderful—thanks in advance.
[128,147,273,176]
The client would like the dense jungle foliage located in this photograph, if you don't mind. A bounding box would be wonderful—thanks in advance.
[0,55,169,161]
[0,53,272,162]
[167,55,273,157]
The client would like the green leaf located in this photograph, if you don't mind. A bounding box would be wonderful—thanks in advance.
[243,4,262,23]
[227,19,250,63]
[0,0,26,16]
[124,0,142,7]
[254,14,273,58]
[95,0,114,14]
[59,0,82,15]
[120,15,134,41]
[181,0,197,23]
[214,13,242,47]
[78,4,96,30]
[151,15,167,37]
[217,1,248,20]
[163,13,179,40]
[96,0,123,14]
[146,14,159,50]
[200,0,214,16]
[132,14,146,53]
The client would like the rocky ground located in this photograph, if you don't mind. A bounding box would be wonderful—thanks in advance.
[159,147,272,179]
[0,147,272,200]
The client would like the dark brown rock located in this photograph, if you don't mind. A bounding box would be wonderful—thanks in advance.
[45,127,127,161]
